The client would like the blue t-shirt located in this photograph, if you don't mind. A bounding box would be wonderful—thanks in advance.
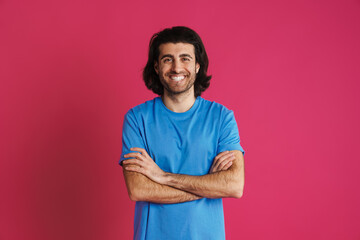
[120,96,244,240]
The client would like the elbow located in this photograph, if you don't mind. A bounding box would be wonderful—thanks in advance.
[128,187,143,202]
[125,181,142,201]
[232,187,243,199]
[128,192,138,202]
[229,179,244,199]
[123,172,147,202]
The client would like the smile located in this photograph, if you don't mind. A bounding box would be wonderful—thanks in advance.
[170,75,185,81]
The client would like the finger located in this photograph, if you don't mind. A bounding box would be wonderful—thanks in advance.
[225,161,233,168]
[122,159,144,166]
[214,151,230,160]
[212,152,229,168]
[211,158,232,173]
[218,152,235,163]
[214,153,234,169]
[131,147,151,158]
[220,153,235,162]
[222,161,233,171]
[124,165,145,174]
[210,151,234,173]
[214,151,234,165]
[124,152,146,161]
[218,158,233,170]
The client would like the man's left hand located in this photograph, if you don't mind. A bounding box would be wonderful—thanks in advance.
[123,147,165,184]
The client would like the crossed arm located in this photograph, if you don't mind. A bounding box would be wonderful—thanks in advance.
[122,148,245,203]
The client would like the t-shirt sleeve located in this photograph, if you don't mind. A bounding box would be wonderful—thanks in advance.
[119,109,146,166]
[217,110,245,155]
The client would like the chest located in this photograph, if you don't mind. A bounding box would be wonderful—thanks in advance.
[143,115,221,175]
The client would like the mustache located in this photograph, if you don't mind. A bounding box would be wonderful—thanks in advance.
[166,71,188,75]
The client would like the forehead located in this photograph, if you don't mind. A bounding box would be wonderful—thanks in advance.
[158,42,195,57]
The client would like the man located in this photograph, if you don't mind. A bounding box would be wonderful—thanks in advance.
[119,26,245,240]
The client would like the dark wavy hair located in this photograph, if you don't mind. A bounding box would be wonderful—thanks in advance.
[143,26,212,97]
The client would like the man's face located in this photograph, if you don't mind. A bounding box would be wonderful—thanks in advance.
[155,42,200,96]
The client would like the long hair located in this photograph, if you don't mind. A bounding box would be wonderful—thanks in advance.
[143,26,212,97]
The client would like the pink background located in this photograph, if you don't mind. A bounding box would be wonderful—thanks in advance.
[1,0,360,239]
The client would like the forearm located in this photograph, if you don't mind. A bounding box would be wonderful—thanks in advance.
[123,148,244,200]
[123,168,201,204]
[161,151,244,199]
[163,168,243,199]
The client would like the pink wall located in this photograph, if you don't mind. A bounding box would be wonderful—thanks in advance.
[1,0,359,239]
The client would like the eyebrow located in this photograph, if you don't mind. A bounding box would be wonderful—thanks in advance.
[160,54,193,60]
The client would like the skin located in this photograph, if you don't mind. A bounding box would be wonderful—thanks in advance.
[122,42,244,202]
[154,42,199,113]
[123,148,244,199]
[122,149,238,203]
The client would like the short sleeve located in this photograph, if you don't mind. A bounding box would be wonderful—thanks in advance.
[217,110,244,155]
[119,109,146,165]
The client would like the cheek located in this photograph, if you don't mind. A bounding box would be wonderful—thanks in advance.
[159,65,170,74]
[187,63,197,72]
[189,66,197,74]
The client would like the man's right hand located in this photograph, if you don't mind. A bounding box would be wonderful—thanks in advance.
[209,151,235,173]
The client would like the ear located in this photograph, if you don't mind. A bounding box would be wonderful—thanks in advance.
[154,62,159,74]
[196,63,200,74]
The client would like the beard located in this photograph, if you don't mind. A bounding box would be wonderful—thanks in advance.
[161,80,195,96]
[159,72,196,97]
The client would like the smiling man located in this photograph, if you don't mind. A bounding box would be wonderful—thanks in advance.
[119,26,245,240]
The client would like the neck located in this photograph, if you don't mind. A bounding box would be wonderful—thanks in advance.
[162,89,196,113]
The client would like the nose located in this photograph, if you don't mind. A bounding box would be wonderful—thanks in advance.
[171,59,182,73]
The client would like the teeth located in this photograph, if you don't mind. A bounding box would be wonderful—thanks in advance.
[171,76,185,81]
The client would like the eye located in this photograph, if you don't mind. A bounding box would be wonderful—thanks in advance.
[163,58,172,63]
[182,57,190,61]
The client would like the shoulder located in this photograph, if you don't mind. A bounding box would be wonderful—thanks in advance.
[125,97,159,118]
[198,97,234,115]
[198,98,238,128]
[123,98,160,129]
